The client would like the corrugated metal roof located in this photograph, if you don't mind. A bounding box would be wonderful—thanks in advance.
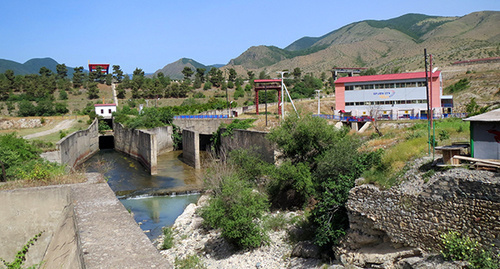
[464,108,500,122]
[335,71,441,84]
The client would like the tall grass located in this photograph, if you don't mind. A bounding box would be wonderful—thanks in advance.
[362,118,470,189]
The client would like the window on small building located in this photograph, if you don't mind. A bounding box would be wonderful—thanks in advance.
[101,109,104,114]
[109,109,112,114]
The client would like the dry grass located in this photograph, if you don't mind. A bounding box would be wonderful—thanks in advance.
[0,171,90,191]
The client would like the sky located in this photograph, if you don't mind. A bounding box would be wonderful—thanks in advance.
[1,0,498,74]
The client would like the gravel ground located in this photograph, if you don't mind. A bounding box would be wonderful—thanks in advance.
[157,196,337,269]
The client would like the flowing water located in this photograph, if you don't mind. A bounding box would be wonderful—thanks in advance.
[86,149,202,240]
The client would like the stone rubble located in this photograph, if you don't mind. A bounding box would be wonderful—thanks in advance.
[157,195,339,268]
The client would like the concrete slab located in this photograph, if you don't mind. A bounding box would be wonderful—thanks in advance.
[71,181,171,268]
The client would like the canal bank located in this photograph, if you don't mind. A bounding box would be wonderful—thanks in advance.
[85,149,205,240]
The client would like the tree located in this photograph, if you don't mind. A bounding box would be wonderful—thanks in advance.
[208,67,223,88]
[182,67,194,81]
[267,114,381,247]
[195,68,206,83]
[87,82,99,99]
[228,68,237,82]
[116,84,126,99]
[157,72,171,88]
[105,73,113,86]
[247,71,255,81]
[56,64,68,80]
[112,65,124,83]
[292,67,302,82]
[72,66,85,89]
[39,67,52,77]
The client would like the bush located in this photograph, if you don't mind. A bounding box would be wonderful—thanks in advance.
[174,255,206,269]
[267,161,313,209]
[160,227,174,250]
[0,133,41,179]
[441,231,499,269]
[200,175,269,249]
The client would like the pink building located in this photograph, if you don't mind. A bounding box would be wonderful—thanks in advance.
[334,71,452,119]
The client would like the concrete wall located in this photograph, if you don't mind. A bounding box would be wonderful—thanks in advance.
[182,129,200,169]
[219,128,275,163]
[0,186,82,268]
[173,118,232,135]
[345,170,500,252]
[0,174,170,268]
[148,125,174,154]
[113,122,158,175]
[57,118,99,170]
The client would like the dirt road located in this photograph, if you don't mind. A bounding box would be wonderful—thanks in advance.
[23,119,76,139]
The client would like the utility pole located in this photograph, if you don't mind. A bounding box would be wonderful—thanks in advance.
[315,89,321,115]
[279,71,289,120]
[424,49,431,155]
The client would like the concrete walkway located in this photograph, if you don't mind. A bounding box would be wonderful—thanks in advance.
[71,174,171,268]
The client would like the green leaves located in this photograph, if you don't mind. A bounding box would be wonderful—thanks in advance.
[440,231,499,269]
[200,176,268,249]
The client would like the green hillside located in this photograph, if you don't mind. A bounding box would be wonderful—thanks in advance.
[0,57,78,77]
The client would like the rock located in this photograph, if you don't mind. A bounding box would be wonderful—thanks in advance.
[338,243,422,268]
[395,254,470,269]
[291,241,322,259]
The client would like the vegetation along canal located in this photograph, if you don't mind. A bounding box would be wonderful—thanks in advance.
[86,149,202,240]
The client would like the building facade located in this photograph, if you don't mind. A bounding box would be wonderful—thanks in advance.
[94,104,116,119]
[334,71,452,119]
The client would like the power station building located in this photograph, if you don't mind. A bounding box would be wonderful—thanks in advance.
[334,71,453,119]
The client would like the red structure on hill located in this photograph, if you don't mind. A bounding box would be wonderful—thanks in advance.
[88,63,110,74]
[254,79,282,115]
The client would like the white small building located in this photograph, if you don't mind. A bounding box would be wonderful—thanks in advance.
[94,104,117,119]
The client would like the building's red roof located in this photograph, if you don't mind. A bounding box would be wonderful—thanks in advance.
[335,71,441,84]
[254,79,282,83]
[94,104,116,107]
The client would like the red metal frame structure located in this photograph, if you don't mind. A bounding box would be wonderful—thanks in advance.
[254,79,282,115]
[88,63,110,74]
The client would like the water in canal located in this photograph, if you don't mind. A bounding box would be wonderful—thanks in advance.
[86,149,202,240]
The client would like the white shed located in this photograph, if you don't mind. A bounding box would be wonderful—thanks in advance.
[94,104,117,119]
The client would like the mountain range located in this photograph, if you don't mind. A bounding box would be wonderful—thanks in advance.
[1,11,499,79]
[221,11,500,77]
[153,58,223,80]
[0,57,78,76]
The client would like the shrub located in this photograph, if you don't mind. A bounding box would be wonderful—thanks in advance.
[441,231,499,269]
[200,176,269,249]
[174,255,206,269]
[267,161,313,209]
[160,227,174,250]
[193,92,205,98]
[439,129,450,141]
[262,212,288,232]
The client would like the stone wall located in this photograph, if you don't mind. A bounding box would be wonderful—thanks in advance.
[345,169,500,252]
[113,122,158,174]
[57,118,99,170]
[219,128,275,163]
[182,129,200,169]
